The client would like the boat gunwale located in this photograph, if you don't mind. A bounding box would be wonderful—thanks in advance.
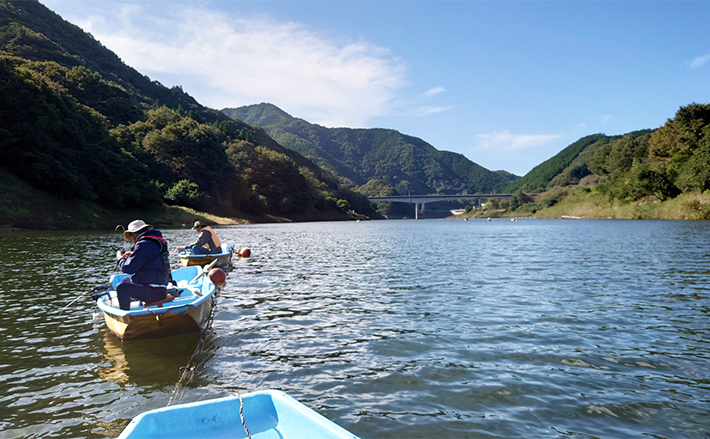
[96,266,216,318]
[117,389,360,439]
[178,244,233,260]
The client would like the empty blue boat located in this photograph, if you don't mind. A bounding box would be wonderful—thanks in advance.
[118,390,360,439]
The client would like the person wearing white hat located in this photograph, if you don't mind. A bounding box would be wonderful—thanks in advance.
[115,220,171,310]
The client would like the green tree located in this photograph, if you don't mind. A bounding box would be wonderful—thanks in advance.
[336,199,351,211]
[636,167,680,201]
[164,179,204,207]
[507,190,530,211]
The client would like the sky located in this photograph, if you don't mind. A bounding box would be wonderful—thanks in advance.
[41,0,710,176]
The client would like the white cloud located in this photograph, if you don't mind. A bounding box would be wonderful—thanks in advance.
[67,3,407,128]
[690,54,710,69]
[423,87,445,98]
[474,130,562,152]
[385,86,452,118]
[415,106,454,116]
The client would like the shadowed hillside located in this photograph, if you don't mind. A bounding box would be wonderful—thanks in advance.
[223,103,519,197]
[0,0,380,227]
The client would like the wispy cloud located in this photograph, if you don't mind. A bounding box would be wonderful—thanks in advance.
[415,106,453,116]
[690,54,710,69]
[386,86,452,117]
[64,2,407,128]
[423,87,445,98]
[474,131,562,152]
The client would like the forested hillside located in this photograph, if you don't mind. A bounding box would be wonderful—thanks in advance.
[0,0,377,227]
[505,128,655,195]
[4,1,708,226]
[492,104,710,218]
[222,104,518,197]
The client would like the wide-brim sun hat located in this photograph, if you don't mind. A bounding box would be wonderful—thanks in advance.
[124,219,153,238]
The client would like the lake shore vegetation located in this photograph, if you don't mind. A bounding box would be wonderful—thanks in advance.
[2,2,710,229]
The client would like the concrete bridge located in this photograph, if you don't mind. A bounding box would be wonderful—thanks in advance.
[368,194,513,219]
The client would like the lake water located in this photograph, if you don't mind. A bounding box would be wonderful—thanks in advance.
[0,219,709,438]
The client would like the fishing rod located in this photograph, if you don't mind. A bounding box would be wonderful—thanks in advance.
[60,226,127,316]
[59,285,110,315]
[115,224,127,253]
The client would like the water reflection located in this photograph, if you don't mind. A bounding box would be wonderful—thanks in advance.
[99,331,202,387]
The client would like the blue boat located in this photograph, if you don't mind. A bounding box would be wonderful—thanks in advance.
[179,244,234,270]
[96,264,217,340]
[118,390,360,439]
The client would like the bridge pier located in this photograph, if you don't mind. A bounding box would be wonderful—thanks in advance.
[415,203,423,219]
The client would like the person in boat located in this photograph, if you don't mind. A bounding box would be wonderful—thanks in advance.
[176,221,222,255]
[115,220,171,310]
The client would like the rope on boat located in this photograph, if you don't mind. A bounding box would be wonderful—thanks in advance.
[236,390,252,439]
[146,308,160,321]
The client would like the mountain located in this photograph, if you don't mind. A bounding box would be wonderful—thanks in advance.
[222,103,519,198]
[0,0,379,225]
[506,129,654,193]
[499,103,710,216]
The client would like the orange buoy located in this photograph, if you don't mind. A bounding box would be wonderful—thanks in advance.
[209,267,226,285]
[238,248,251,258]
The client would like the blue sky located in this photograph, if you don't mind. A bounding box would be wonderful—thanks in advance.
[42,1,710,176]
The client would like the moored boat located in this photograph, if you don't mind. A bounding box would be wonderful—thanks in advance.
[96,265,217,340]
[118,390,360,439]
[179,244,233,269]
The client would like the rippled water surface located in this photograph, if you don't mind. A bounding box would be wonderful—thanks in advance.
[1,219,709,438]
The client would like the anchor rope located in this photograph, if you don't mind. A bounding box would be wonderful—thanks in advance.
[167,292,217,406]
[236,390,252,439]
[166,268,250,438]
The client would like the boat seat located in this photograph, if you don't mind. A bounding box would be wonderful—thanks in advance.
[143,294,175,308]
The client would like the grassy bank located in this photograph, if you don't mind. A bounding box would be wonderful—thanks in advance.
[456,188,710,221]
[532,189,710,220]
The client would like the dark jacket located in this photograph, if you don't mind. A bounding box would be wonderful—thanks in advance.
[117,230,171,287]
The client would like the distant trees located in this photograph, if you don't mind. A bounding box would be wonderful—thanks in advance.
[587,104,710,202]
[506,190,530,210]
[588,134,649,177]
[0,1,380,221]
[0,56,161,208]
[498,103,710,216]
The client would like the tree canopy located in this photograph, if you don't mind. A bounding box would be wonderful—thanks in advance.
[0,1,380,222]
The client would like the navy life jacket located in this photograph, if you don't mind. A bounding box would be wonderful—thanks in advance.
[137,232,174,286]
